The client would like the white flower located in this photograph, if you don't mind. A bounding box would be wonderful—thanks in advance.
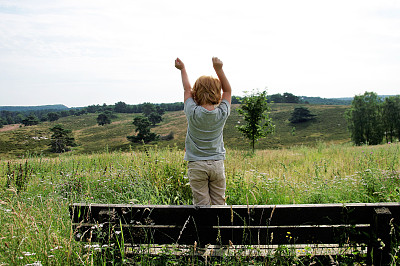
[25,261,42,266]
[23,251,36,256]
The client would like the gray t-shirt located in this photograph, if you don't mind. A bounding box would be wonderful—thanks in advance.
[184,97,231,161]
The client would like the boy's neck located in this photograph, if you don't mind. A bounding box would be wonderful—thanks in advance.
[201,104,216,111]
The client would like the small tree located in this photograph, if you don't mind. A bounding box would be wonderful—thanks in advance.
[268,93,284,103]
[49,125,76,153]
[114,101,129,113]
[47,112,60,122]
[148,112,162,126]
[283,92,300,103]
[289,107,316,123]
[141,102,156,117]
[22,115,39,126]
[236,90,275,152]
[127,116,158,143]
[97,112,111,126]
[142,104,164,126]
[155,106,165,116]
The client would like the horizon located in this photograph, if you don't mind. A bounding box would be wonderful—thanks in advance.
[1,1,399,107]
[0,94,356,109]
[3,91,396,108]
[3,93,399,109]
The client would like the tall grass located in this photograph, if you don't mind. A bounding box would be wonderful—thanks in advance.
[1,143,399,264]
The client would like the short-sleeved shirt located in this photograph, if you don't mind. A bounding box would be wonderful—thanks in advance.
[184,97,231,161]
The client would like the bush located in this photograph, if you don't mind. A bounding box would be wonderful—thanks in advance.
[289,107,316,123]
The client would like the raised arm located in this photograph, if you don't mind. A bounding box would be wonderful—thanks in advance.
[212,57,231,104]
[175,58,192,103]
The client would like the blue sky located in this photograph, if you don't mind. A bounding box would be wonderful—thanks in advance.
[1,0,399,107]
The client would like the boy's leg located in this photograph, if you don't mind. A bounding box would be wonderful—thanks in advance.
[209,160,226,205]
[188,161,211,205]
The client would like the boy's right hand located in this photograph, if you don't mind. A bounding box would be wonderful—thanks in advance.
[212,57,223,71]
[175,58,185,70]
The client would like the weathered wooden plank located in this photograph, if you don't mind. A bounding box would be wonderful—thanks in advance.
[70,202,400,227]
[70,203,400,247]
[72,220,372,246]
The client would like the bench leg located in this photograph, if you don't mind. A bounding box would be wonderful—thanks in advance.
[371,207,392,266]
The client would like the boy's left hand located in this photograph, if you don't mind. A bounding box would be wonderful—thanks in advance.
[212,57,223,71]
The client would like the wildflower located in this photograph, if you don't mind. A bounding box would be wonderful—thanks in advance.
[50,246,63,251]
[25,261,42,266]
[22,251,36,256]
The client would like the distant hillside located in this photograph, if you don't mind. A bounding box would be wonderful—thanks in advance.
[0,104,69,112]
[0,103,351,157]
[299,95,398,105]
[300,96,352,105]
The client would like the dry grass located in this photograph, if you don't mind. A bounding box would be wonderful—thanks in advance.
[1,142,399,264]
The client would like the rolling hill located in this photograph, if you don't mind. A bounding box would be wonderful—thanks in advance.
[0,104,69,112]
[0,103,351,158]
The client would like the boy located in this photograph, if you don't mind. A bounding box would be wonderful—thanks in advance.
[175,57,232,205]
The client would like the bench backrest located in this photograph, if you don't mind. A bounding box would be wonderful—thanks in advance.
[70,202,400,247]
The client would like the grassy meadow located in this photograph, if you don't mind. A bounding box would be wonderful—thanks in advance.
[1,142,400,264]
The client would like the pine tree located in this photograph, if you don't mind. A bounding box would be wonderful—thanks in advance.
[49,125,76,153]
[127,116,158,143]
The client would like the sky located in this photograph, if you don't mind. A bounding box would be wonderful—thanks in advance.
[0,0,399,107]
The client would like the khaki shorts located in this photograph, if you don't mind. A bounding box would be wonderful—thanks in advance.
[187,160,226,205]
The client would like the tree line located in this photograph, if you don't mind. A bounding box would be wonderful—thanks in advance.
[346,92,400,145]
[232,92,303,104]
[0,93,312,128]
[0,92,312,127]
[0,101,184,128]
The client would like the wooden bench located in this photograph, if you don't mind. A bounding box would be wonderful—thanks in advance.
[70,202,399,264]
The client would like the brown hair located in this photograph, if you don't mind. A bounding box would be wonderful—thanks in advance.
[192,76,222,106]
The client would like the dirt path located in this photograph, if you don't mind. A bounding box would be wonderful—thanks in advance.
[0,124,21,132]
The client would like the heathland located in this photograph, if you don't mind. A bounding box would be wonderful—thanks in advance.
[1,103,400,264]
[0,103,350,158]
